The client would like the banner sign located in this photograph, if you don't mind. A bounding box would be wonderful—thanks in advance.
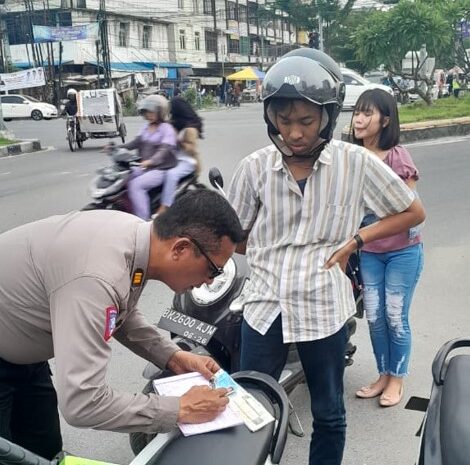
[78,89,119,133]
[0,67,46,91]
[33,23,99,43]
[460,20,470,38]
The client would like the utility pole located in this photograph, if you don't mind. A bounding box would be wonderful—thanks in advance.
[98,0,112,88]
[0,0,12,137]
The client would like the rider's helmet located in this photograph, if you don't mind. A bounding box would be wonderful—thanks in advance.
[262,48,345,154]
[137,94,170,121]
[67,88,77,99]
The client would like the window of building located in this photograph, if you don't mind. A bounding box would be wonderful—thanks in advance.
[240,36,249,55]
[228,37,239,54]
[248,2,258,26]
[118,22,129,47]
[178,0,184,8]
[239,5,247,23]
[61,0,86,6]
[203,0,213,14]
[179,29,186,49]
[193,0,200,13]
[142,25,152,49]
[205,30,217,53]
[194,31,201,51]
[227,1,238,21]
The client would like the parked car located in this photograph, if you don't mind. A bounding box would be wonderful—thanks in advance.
[341,68,395,109]
[0,94,58,121]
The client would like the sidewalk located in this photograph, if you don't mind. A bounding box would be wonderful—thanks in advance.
[342,116,470,144]
[0,139,42,158]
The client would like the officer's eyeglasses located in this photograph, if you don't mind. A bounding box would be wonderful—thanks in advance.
[186,236,225,279]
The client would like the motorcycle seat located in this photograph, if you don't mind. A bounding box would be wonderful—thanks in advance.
[146,388,276,465]
[440,354,470,465]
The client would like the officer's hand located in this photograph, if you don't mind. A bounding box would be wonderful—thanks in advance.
[178,386,229,424]
[167,351,220,379]
[325,239,356,272]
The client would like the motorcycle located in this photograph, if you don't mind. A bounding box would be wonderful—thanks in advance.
[0,371,289,465]
[406,337,470,465]
[129,168,363,455]
[82,144,203,213]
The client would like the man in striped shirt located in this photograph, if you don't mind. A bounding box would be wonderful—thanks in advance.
[227,50,425,465]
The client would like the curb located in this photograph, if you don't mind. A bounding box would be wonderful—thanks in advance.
[0,139,42,158]
[341,117,470,144]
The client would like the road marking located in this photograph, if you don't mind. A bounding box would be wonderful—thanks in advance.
[0,172,11,175]
[77,173,91,177]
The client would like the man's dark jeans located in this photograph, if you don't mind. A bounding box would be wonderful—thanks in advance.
[0,358,63,460]
[241,316,348,465]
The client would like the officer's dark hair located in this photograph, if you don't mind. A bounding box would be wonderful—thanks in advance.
[350,88,400,150]
[153,189,245,253]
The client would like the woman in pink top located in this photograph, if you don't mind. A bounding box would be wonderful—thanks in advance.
[351,89,424,407]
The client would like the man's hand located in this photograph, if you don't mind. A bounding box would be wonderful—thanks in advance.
[325,240,356,272]
[167,351,220,379]
[178,386,229,424]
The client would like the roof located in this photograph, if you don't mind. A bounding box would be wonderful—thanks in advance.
[226,66,265,81]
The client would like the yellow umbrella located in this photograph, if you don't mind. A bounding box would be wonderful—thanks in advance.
[226,66,265,80]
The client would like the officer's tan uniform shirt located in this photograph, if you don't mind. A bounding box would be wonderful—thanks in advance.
[0,210,180,433]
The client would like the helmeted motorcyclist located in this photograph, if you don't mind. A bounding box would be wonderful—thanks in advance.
[227,48,425,465]
[63,88,78,116]
[121,94,178,220]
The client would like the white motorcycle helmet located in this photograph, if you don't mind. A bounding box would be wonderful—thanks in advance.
[67,88,77,99]
[138,94,170,121]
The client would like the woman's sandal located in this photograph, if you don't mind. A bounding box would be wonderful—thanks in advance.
[355,385,385,399]
[379,385,404,407]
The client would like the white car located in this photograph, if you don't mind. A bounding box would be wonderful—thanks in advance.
[1,94,58,121]
[341,68,395,109]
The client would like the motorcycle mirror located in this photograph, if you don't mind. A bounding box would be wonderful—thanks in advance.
[209,167,224,190]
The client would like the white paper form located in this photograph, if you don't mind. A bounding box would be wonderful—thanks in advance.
[152,372,243,436]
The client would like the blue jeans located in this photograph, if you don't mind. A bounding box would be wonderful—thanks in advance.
[361,243,424,377]
[241,316,347,465]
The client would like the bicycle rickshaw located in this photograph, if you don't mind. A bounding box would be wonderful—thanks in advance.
[67,88,127,152]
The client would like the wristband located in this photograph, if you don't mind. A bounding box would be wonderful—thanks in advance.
[353,234,364,250]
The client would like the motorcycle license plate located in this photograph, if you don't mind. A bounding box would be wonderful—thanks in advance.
[157,309,217,346]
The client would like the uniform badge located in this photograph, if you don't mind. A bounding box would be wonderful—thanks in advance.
[132,268,144,287]
[104,306,118,341]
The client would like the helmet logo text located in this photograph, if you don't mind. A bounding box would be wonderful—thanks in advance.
[284,75,301,85]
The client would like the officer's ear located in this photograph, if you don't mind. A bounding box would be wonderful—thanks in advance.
[171,237,193,261]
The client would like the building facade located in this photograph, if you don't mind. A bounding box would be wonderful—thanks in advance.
[4,0,298,76]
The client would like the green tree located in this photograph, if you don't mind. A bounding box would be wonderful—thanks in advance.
[355,0,452,104]
[271,0,356,53]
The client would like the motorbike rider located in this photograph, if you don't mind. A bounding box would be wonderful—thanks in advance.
[227,48,425,465]
[0,189,245,460]
[121,94,178,220]
[63,88,78,117]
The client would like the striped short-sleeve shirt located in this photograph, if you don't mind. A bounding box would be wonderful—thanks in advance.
[227,140,415,343]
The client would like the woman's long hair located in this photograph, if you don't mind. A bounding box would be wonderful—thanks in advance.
[170,96,204,138]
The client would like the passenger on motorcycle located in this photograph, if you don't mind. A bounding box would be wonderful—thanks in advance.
[121,95,178,220]
[155,96,203,215]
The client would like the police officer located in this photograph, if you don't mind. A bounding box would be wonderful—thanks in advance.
[0,190,245,460]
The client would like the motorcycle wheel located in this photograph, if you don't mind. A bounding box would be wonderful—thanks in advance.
[129,380,157,455]
[67,130,76,152]
[81,203,106,211]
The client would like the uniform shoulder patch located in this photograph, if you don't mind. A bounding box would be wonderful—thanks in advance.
[104,306,118,341]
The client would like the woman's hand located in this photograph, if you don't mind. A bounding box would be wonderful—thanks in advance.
[140,160,153,169]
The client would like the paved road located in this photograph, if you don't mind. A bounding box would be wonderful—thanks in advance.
[1,105,470,465]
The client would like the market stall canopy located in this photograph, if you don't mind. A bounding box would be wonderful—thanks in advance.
[226,67,265,81]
